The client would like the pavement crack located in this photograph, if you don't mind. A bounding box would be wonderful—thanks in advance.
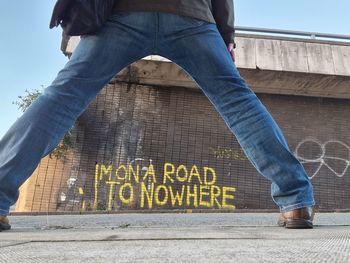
[26,237,265,243]
[0,241,31,249]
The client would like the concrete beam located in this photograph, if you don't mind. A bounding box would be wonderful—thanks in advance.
[234,36,350,77]
[64,35,350,99]
[114,59,350,99]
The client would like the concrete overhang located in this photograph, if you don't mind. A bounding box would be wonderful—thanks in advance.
[63,33,350,99]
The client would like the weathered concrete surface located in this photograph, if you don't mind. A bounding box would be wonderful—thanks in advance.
[114,58,350,99]
[234,35,350,99]
[65,34,350,99]
[115,35,350,99]
[0,213,349,262]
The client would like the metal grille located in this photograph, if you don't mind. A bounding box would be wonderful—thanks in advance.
[15,82,350,213]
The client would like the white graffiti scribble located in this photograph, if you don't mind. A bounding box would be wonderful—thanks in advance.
[60,192,66,202]
[129,158,153,166]
[66,177,77,188]
[129,158,153,191]
[295,138,350,179]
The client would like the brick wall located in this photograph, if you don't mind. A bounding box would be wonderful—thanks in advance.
[16,82,350,212]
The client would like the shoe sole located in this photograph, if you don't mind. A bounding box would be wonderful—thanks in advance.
[284,219,313,229]
[0,222,11,231]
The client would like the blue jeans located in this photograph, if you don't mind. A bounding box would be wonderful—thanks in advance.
[0,12,314,215]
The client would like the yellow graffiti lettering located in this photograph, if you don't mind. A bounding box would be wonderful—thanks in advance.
[116,165,127,180]
[106,181,119,211]
[222,186,236,209]
[176,165,188,182]
[155,185,168,206]
[199,185,211,207]
[210,185,222,208]
[169,186,185,206]
[143,164,157,183]
[163,163,175,184]
[188,165,202,184]
[186,185,198,207]
[209,146,248,161]
[204,167,216,185]
[92,162,237,211]
[79,187,86,211]
[141,182,154,208]
[128,164,140,183]
[94,164,99,210]
[100,164,113,181]
[119,183,134,205]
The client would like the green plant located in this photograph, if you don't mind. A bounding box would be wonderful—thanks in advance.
[13,87,74,159]
[13,88,42,112]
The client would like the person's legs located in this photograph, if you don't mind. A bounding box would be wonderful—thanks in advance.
[0,11,155,216]
[157,12,315,213]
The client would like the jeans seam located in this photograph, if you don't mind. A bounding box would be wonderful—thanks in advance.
[280,200,315,213]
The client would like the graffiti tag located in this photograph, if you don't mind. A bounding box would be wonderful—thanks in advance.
[295,138,350,179]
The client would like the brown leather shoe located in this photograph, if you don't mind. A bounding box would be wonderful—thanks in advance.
[278,207,314,229]
[0,215,11,231]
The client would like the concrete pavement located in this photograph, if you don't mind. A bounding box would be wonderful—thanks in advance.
[1,213,349,262]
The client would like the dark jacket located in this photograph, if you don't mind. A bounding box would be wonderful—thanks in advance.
[113,0,235,45]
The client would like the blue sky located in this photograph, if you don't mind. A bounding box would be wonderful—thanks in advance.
[0,0,349,139]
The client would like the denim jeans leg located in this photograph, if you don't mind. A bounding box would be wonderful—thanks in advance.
[0,12,154,216]
[157,13,315,212]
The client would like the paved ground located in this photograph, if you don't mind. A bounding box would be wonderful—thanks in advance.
[1,213,349,262]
